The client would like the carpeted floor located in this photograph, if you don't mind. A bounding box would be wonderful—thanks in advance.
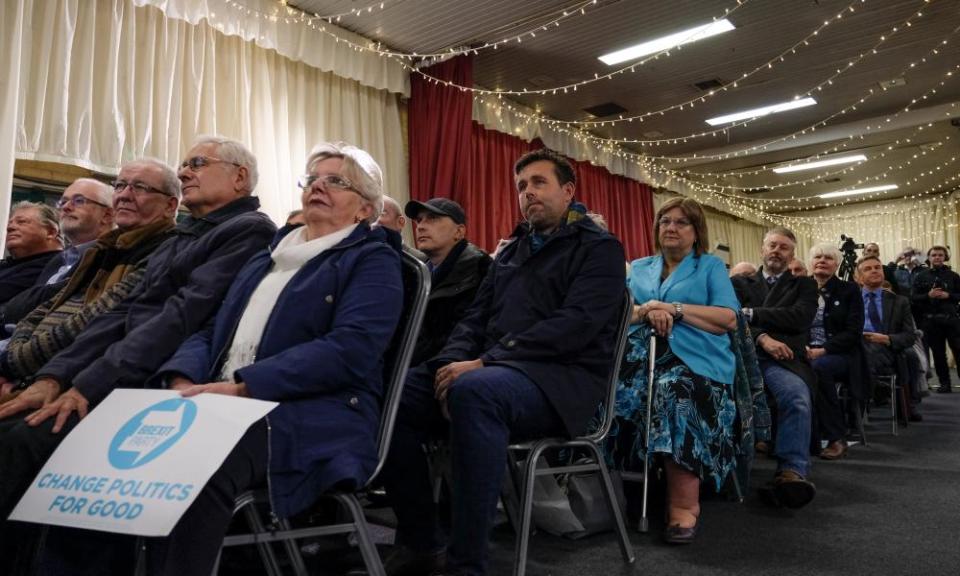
[224,390,960,576]
[483,390,960,576]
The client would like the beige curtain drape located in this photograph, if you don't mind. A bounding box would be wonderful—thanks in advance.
[0,0,29,246]
[10,0,408,224]
[788,195,960,265]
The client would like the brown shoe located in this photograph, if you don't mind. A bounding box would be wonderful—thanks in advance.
[773,470,816,509]
[820,440,848,460]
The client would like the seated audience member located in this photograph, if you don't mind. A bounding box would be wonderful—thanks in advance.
[804,243,863,460]
[108,142,402,576]
[1,179,115,327]
[857,256,922,420]
[607,197,738,544]
[0,203,63,304]
[404,198,491,367]
[729,261,757,278]
[911,246,960,393]
[0,136,276,539]
[382,149,625,576]
[731,227,818,509]
[285,208,305,226]
[0,159,178,383]
[863,242,901,294]
[788,258,808,277]
[378,195,408,232]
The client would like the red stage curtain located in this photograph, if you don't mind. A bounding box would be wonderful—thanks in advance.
[408,56,654,260]
[407,56,474,202]
[462,123,654,259]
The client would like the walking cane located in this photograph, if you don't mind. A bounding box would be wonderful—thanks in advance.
[639,332,657,533]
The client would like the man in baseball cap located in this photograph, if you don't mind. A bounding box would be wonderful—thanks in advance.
[403,197,491,366]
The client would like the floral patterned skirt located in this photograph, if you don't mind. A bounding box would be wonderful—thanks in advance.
[604,329,736,491]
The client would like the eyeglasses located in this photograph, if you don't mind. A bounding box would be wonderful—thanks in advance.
[658,217,692,229]
[111,180,171,197]
[297,174,358,193]
[56,195,111,210]
[179,156,240,171]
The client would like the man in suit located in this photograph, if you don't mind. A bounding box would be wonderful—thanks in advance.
[732,227,818,509]
[857,256,922,420]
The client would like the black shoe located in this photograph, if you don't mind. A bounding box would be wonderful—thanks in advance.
[381,546,446,576]
[909,413,924,422]
[662,520,698,545]
[772,470,816,509]
[937,384,952,393]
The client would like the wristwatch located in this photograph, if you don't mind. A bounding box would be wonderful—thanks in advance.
[671,302,684,322]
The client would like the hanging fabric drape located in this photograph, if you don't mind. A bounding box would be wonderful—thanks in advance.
[408,56,474,204]
[409,56,655,259]
[12,0,408,224]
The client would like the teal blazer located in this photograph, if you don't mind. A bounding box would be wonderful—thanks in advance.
[628,252,739,384]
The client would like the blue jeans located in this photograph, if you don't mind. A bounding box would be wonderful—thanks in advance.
[759,360,812,477]
[382,363,564,576]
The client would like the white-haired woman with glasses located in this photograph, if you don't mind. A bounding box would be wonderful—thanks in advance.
[805,242,863,460]
[144,142,404,575]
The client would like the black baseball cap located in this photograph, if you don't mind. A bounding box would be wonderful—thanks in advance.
[404,198,466,225]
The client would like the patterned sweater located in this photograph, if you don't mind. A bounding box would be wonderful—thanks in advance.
[4,220,174,380]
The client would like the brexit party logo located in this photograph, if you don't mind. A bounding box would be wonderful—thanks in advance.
[108,398,197,469]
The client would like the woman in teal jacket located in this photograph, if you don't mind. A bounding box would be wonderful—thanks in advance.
[607,197,739,545]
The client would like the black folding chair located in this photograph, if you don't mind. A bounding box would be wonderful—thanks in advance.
[504,291,634,576]
[212,250,430,576]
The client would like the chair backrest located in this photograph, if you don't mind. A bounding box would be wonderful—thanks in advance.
[367,249,431,486]
[583,289,633,444]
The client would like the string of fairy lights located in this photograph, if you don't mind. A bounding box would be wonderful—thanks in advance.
[212,0,958,236]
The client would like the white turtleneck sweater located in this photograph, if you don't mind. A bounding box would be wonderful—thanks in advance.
[219,223,358,382]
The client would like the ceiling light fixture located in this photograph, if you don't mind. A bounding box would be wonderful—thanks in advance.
[772,153,867,174]
[818,184,898,199]
[598,19,736,66]
[706,97,817,126]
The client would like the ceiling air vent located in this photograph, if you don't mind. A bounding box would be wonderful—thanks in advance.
[583,102,628,118]
[694,78,725,91]
[822,177,842,183]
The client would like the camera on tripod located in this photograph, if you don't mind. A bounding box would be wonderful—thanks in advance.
[837,234,863,281]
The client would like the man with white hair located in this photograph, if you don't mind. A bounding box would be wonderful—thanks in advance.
[1,179,115,326]
[788,258,808,277]
[0,138,276,565]
[377,195,408,232]
[731,227,818,509]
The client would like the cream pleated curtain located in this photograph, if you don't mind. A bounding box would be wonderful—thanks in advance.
[4,0,408,232]
[788,194,960,266]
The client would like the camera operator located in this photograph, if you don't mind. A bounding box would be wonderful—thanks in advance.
[911,245,960,393]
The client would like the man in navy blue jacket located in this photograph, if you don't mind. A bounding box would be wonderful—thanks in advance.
[382,149,626,576]
[0,137,276,573]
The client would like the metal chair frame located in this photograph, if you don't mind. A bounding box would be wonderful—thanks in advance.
[214,250,431,576]
[504,291,634,576]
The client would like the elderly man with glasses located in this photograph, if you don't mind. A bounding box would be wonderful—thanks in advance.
[0,136,276,574]
[0,179,116,328]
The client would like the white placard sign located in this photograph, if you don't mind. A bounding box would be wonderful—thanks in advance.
[9,388,277,536]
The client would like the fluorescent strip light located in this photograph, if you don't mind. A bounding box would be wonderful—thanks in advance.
[773,154,867,174]
[818,184,898,199]
[705,97,817,126]
[599,19,736,66]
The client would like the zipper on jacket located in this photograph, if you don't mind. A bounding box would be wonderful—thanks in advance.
[265,414,280,526]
